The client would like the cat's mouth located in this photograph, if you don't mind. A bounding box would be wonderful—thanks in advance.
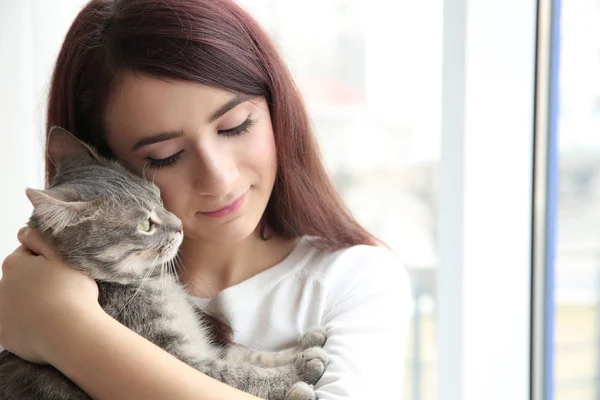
[158,236,183,263]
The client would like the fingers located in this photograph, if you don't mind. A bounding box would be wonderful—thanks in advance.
[17,227,58,261]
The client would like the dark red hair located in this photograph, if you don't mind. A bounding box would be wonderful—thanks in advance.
[46,0,379,249]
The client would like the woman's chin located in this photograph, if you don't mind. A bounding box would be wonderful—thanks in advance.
[186,215,261,245]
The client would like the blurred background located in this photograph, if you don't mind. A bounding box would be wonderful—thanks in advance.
[242,1,600,398]
[554,1,600,399]
[0,0,597,399]
[237,2,440,398]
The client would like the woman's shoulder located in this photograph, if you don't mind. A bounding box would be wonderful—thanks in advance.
[300,236,407,274]
[298,236,411,299]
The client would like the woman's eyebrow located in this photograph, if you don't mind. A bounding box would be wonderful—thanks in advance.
[208,94,252,123]
[131,130,184,151]
[131,95,255,151]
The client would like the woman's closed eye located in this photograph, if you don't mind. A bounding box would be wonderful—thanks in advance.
[145,117,258,169]
[146,150,184,169]
[219,116,257,137]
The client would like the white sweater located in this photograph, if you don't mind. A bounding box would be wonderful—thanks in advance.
[193,236,413,399]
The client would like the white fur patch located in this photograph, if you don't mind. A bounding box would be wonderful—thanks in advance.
[146,279,219,361]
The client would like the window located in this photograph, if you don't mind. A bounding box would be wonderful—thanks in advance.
[0,1,541,399]
[238,1,443,398]
[555,0,600,398]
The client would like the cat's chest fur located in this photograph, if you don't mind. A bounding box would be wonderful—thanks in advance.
[97,279,220,364]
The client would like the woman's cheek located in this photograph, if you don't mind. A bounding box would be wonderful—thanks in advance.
[251,129,277,178]
[154,175,188,218]
[240,118,277,171]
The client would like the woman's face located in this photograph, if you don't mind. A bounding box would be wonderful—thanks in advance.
[104,72,277,244]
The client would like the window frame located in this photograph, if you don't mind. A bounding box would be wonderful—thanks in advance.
[437,0,539,399]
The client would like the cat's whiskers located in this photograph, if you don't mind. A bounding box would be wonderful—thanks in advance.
[160,258,166,296]
[141,162,151,181]
[159,254,176,298]
[151,165,162,185]
[165,259,172,280]
[170,259,177,278]
[169,257,181,284]
[174,247,186,276]
[117,254,161,315]
[178,278,196,295]
[165,259,176,296]
[168,251,195,295]
[173,255,183,281]
[170,252,183,280]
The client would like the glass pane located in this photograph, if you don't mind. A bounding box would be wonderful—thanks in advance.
[238,1,442,399]
[555,0,600,399]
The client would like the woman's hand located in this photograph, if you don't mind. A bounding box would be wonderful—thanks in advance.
[0,229,260,400]
[0,227,100,364]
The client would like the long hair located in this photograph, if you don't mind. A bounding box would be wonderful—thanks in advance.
[46,0,379,249]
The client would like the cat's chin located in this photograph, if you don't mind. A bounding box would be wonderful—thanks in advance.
[164,245,181,260]
[159,238,182,262]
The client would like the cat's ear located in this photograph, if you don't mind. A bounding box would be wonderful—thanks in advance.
[26,188,95,233]
[47,126,103,174]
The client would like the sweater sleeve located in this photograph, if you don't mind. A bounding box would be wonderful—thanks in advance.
[313,246,413,400]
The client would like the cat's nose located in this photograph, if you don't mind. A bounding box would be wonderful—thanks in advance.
[177,225,183,234]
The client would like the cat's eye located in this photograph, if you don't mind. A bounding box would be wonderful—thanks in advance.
[139,217,155,233]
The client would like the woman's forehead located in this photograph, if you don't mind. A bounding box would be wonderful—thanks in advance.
[105,74,237,140]
[107,73,235,123]
[103,73,267,154]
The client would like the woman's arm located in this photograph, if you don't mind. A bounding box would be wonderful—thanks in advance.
[0,228,261,400]
[45,305,262,400]
[314,247,414,399]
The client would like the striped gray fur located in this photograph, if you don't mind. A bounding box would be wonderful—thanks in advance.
[0,127,327,400]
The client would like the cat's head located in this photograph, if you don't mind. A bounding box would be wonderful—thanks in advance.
[26,127,183,283]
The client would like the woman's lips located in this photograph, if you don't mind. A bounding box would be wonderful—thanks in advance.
[199,191,248,218]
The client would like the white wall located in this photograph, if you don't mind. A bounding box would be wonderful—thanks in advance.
[0,0,89,267]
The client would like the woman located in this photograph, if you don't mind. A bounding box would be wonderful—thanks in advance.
[0,0,413,399]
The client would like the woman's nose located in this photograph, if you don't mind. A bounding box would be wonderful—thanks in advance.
[193,142,240,196]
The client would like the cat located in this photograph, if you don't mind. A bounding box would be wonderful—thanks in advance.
[0,127,328,400]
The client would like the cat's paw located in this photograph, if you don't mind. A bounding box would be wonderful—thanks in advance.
[284,382,316,400]
[300,327,327,350]
[295,347,328,385]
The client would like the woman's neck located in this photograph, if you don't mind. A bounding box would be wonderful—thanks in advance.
[177,229,299,298]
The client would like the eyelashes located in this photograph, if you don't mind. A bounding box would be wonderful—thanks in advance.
[146,150,184,169]
[219,116,257,137]
[145,117,257,169]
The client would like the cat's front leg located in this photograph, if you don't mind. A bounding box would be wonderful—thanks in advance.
[223,327,327,368]
[284,382,317,400]
[192,347,327,400]
[297,327,328,351]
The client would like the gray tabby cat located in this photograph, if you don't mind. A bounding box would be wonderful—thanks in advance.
[0,127,328,400]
